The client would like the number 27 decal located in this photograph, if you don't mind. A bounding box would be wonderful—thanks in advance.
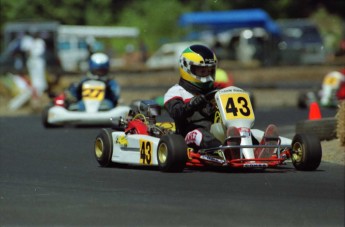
[82,88,105,100]
[220,93,254,120]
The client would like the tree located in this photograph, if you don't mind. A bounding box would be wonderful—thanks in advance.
[116,0,191,54]
[1,0,344,54]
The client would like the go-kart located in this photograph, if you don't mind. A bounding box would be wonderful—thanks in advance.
[94,86,322,172]
[42,79,130,127]
[297,70,345,108]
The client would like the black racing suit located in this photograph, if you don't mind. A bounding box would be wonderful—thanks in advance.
[164,79,221,150]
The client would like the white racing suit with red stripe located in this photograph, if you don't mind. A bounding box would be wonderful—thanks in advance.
[164,80,222,151]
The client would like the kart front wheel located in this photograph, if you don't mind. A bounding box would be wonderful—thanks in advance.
[157,134,188,172]
[94,128,114,167]
[291,133,322,171]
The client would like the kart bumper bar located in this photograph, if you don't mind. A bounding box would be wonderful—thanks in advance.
[188,144,292,168]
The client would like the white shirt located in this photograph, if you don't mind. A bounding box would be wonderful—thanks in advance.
[29,38,45,58]
[164,84,194,105]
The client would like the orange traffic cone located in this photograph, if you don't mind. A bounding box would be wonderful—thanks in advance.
[309,102,322,120]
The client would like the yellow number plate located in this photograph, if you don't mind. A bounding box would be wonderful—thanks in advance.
[323,76,338,86]
[139,139,152,165]
[82,86,105,101]
[219,93,254,120]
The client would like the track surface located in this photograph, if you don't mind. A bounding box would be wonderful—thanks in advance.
[0,107,344,226]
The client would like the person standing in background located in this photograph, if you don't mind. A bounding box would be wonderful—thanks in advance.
[21,31,47,99]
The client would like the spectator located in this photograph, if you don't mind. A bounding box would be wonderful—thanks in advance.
[21,32,47,98]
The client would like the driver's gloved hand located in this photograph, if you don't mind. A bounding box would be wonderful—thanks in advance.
[189,95,207,110]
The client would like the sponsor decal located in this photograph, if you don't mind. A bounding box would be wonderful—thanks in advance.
[243,163,268,168]
[187,148,194,160]
[205,58,215,64]
[214,111,221,123]
[116,135,128,147]
[219,88,243,93]
[200,155,225,164]
[185,130,202,146]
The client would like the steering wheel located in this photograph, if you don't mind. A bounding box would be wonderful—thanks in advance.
[204,89,219,101]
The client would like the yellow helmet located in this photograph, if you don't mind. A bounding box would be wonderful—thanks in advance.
[179,45,217,90]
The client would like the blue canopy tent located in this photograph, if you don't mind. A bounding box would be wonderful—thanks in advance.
[179,9,281,66]
[179,8,280,37]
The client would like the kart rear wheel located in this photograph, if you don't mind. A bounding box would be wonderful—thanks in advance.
[291,133,322,171]
[94,128,114,167]
[157,134,188,172]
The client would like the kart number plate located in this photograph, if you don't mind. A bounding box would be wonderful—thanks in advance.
[219,93,254,120]
[323,76,339,86]
[82,86,105,101]
[139,139,152,165]
[243,163,268,168]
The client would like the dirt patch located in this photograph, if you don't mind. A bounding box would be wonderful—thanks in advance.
[321,139,345,165]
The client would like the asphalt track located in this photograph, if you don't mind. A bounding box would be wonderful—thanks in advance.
[0,107,344,226]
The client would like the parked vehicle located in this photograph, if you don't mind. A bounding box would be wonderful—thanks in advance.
[209,28,281,66]
[0,21,62,76]
[57,25,139,72]
[0,21,140,73]
[179,9,281,66]
[277,19,326,65]
[145,42,207,70]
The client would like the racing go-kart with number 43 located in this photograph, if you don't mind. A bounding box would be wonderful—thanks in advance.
[94,86,322,172]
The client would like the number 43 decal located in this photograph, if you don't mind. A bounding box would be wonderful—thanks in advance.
[139,139,152,165]
[220,93,254,120]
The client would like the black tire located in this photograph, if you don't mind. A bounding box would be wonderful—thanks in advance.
[157,134,188,172]
[291,133,322,171]
[94,128,114,167]
[295,117,337,141]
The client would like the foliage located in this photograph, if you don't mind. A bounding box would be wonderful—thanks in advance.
[310,7,343,53]
[0,0,344,54]
[116,0,191,54]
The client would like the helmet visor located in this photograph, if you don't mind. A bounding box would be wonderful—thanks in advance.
[191,65,215,77]
[92,68,108,77]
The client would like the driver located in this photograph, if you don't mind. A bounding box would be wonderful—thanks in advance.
[163,44,223,151]
[66,52,120,110]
